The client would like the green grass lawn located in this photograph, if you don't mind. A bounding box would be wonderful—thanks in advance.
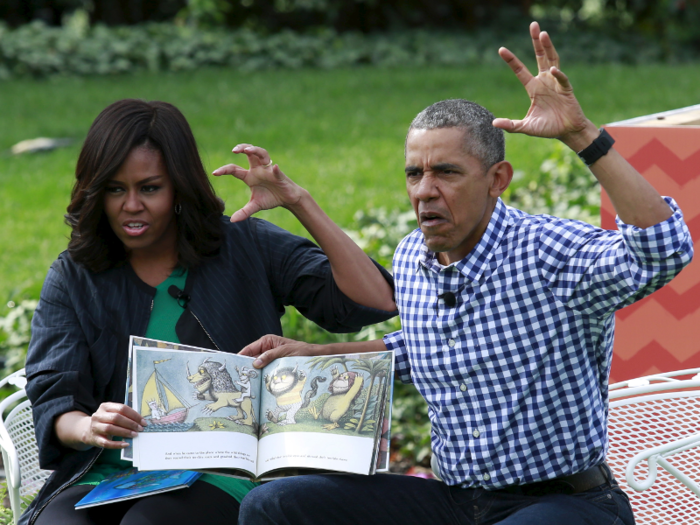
[1,63,699,305]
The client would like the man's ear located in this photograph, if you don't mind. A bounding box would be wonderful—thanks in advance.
[488,161,513,198]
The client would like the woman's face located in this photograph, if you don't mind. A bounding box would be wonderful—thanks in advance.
[104,146,177,259]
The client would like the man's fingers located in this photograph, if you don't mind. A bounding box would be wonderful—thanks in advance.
[498,47,533,88]
[492,118,525,134]
[529,21,549,73]
[252,347,287,369]
[550,66,572,91]
[539,30,560,68]
[240,334,282,357]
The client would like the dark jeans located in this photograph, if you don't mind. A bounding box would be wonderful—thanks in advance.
[33,480,240,525]
[238,472,635,525]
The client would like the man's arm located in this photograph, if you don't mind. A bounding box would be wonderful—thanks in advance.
[492,21,672,229]
[239,334,387,369]
[214,144,396,312]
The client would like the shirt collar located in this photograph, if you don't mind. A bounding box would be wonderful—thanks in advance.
[418,198,510,283]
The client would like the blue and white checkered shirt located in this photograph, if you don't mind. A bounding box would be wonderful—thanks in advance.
[383,197,692,489]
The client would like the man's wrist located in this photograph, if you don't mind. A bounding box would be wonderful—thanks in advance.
[559,121,599,152]
[576,128,616,167]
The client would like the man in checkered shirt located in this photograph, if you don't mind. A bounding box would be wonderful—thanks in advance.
[238,22,693,525]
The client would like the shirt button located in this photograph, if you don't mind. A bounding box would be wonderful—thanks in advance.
[448,339,456,347]
[472,430,480,438]
[460,383,467,392]
[483,473,491,481]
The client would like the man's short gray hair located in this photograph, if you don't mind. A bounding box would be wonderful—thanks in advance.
[408,99,505,169]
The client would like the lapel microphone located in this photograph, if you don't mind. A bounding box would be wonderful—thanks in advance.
[168,285,191,308]
[439,291,457,308]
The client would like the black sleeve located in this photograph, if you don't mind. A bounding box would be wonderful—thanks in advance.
[251,218,397,333]
[25,265,100,469]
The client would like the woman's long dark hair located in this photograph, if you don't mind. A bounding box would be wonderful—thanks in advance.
[65,99,225,273]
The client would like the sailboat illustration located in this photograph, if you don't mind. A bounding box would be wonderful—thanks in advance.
[141,359,191,425]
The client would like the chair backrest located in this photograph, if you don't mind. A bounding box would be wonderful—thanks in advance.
[0,369,51,523]
[607,368,700,525]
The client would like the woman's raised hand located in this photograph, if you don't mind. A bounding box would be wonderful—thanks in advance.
[213,144,306,223]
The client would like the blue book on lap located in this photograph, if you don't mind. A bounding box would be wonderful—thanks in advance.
[75,468,201,509]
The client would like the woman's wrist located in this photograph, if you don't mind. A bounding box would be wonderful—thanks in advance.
[55,411,92,451]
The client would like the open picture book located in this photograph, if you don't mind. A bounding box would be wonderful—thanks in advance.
[123,337,394,481]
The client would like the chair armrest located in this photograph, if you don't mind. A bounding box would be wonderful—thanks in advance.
[626,432,700,498]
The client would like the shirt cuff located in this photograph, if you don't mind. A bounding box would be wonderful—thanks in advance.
[616,197,694,261]
[383,330,412,383]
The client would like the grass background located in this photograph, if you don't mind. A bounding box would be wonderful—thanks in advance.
[1,62,699,305]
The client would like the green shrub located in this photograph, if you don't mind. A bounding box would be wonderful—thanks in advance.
[0,300,37,379]
[0,14,694,81]
[507,141,601,225]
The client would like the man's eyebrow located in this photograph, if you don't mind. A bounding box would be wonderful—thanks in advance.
[404,165,421,174]
[431,163,461,172]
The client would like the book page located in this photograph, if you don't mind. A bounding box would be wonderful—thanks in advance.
[257,351,394,478]
[132,346,261,474]
[122,337,219,463]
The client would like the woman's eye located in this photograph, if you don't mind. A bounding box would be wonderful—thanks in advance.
[105,186,123,195]
[142,185,159,193]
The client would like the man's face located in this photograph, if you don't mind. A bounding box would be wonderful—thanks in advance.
[405,127,499,265]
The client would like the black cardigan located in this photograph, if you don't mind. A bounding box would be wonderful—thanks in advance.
[22,216,396,525]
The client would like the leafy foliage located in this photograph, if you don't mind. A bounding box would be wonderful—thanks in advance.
[0,300,38,379]
[0,479,35,525]
[507,142,601,225]
[1,12,695,81]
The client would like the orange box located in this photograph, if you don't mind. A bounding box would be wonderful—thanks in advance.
[603,105,700,382]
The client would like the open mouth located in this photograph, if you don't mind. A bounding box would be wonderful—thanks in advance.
[123,222,148,236]
[419,212,446,227]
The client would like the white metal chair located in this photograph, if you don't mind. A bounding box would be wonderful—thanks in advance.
[607,367,700,525]
[0,368,51,524]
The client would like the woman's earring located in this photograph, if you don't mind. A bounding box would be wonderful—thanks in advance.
[174,203,182,215]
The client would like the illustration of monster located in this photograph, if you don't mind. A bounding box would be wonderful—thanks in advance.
[264,364,325,426]
[186,358,256,426]
[309,367,364,430]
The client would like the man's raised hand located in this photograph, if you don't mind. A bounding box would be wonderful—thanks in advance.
[492,21,592,146]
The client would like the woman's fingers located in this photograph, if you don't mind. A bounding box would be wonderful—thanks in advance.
[86,403,146,448]
[212,163,247,178]
[232,144,272,168]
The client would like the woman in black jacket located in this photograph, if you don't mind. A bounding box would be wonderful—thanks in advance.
[23,99,396,525]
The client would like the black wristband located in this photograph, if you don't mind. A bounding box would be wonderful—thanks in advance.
[577,128,615,167]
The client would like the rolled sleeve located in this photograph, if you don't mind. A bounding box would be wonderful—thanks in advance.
[616,197,693,263]
[541,197,693,317]
[383,330,412,383]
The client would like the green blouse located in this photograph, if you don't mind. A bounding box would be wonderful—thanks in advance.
[77,269,258,503]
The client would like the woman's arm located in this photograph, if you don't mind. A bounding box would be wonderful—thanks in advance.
[213,145,396,312]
